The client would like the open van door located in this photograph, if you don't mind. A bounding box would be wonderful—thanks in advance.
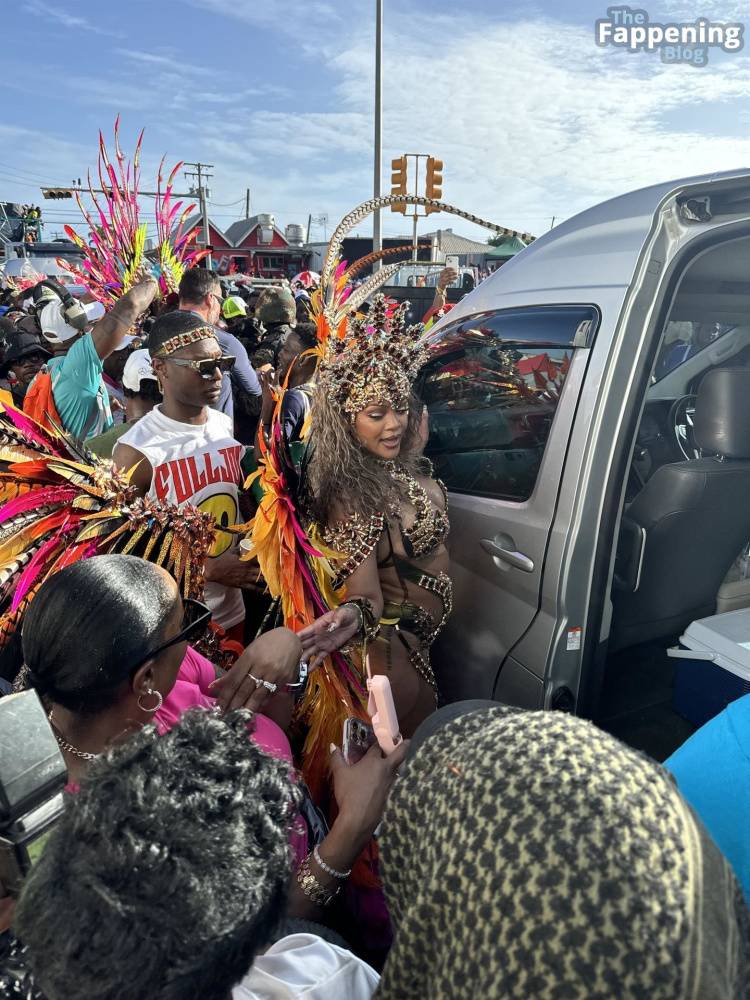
[423,169,750,713]
[422,305,597,706]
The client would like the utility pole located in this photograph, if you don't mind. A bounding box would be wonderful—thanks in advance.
[411,156,421,261]
[245,188,251,219]
[183,161,214,269]
[306,213,312,244]
[373,0,383,270]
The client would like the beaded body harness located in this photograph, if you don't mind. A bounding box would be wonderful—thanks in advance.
[323,462,452,695]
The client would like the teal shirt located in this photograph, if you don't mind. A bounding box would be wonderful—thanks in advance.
[48,333,113,440]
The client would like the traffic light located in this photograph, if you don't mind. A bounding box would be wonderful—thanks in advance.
[425,157,444,214]
[390,155,407,214]
[41,188,73,200]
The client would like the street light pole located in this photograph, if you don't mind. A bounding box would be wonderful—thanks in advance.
[373,0,383,270]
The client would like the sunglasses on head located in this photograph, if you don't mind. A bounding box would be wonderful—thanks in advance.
[167,355,236,380]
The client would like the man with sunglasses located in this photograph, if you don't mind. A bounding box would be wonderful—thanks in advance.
[114,311,258,641]
[178,268,261,437]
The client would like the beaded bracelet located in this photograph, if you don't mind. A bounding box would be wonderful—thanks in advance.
[313,844,352,880]
[296,854,340,907]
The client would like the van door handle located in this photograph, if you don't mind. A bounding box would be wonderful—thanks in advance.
[480,538,535,573]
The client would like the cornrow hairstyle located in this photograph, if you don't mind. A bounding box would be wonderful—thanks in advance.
[292,321,318,352]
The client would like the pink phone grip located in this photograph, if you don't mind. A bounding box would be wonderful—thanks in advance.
[367,674,403,756]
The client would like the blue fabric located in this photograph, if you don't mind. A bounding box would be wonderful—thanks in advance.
[665,693,750,902]
[216,327,261,405]
[48,333,113,440]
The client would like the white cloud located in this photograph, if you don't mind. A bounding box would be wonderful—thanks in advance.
[187,0,341,31]
[114,49,214,77]
[23,0,120,36]
[9,2,750,243]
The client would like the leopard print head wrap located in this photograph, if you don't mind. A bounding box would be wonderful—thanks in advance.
[377,706,750,1000]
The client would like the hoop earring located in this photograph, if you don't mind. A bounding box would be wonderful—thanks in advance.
[137,687,163,713]
[156,377,164,394]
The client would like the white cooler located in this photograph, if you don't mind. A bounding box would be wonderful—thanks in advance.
[668,608,750,727]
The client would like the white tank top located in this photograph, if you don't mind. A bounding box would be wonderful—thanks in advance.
[118,406,245,630]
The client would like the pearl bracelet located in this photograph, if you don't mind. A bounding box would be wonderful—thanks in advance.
[313,844,352,880]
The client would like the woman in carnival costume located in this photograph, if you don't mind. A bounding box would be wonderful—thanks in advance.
[300,292,449,734]
[244,194,524,797]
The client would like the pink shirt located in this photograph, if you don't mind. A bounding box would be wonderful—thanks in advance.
[156,646,308,861]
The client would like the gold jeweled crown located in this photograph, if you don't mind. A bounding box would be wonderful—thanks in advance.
[317,295,430,415]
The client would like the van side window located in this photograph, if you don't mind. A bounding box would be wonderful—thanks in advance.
[420,305,597,502]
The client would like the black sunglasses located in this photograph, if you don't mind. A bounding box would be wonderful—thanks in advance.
[133,598,212,671]
[167,355,236,380]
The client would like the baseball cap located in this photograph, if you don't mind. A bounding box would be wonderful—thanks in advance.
[2,333,51,371]
[222,295,247,320]
[115,334,140,352]
[122,348,157,392]
[0,332,52,376]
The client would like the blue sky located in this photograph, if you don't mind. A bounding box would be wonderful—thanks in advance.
[2,0,750,244]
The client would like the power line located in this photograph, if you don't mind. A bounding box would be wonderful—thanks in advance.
[0,162,57,183]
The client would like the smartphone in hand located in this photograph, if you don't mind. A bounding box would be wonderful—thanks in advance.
[342,717,377,765]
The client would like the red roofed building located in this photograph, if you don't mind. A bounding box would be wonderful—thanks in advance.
[180,213,310,278]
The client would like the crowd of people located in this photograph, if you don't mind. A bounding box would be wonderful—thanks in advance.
[0,253,749,1000]
[0,203,42,244]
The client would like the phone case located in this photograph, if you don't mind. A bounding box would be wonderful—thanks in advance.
[367,674,403,755]
[342,717,376,765]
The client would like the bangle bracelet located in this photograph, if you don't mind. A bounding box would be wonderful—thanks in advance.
[313,844,351,880]
[297,854,340,907]
[340,600,364,636]
[341,598,380,643]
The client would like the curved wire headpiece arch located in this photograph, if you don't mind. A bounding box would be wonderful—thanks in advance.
[318,194,533,328]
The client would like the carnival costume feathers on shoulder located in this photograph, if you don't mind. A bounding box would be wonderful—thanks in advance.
[241,193,526,796]
[0,405,214,649]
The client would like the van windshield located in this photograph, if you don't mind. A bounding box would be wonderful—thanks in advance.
[653,321,736,381]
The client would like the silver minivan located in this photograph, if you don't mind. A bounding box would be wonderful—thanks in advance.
[422,169,750,754]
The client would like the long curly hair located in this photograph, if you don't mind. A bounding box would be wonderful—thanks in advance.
[13,709,299,1000]
[305,387,424,526]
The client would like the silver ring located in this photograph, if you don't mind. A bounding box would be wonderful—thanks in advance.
[249,674,277,694]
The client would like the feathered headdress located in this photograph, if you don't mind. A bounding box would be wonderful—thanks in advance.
[2,269,48,296]
[59,116,209,306]
[0,405,214,648]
